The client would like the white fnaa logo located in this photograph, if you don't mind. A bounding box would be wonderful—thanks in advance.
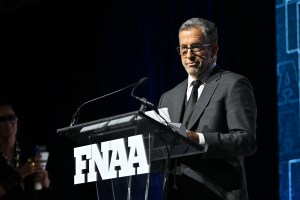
[74,134,149,184]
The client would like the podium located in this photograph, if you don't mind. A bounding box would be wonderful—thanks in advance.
[57,109,207,200]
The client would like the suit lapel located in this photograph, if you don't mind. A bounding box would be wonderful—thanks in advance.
[187,67,222,130]
[172,80,188,122]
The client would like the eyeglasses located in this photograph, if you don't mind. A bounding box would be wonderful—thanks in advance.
[176,44,211,56]
[0,115,18,125]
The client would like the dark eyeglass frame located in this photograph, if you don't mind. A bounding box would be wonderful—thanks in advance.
[0,115,18,124]
[176,44,211,56]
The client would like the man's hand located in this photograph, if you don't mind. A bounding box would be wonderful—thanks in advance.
[186,130,200,144]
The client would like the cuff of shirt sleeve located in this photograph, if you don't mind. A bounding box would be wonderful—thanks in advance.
[196,132,205,145]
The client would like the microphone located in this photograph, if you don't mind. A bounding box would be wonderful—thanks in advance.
[131,77,156,109]
[69,77,147,126]
[130,78,170,125]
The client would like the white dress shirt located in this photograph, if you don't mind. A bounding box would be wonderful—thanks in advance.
[186,63,216,144]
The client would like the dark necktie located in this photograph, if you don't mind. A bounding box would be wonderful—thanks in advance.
[182,80,202,124]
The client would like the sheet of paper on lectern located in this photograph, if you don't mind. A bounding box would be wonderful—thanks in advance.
[144,107,171,124]
[144,108,182,132]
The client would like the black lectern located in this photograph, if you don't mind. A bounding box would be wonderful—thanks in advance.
[57,109,207,200]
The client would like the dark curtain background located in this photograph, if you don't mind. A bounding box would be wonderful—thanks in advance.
[1,1,277,199]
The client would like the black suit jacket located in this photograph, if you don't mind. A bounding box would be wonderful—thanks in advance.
[158,66,257,200]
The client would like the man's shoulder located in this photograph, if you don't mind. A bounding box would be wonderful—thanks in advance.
[218,70,250,82]
[216,70,254,91]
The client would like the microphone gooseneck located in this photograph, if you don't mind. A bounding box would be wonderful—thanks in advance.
[131,77,159,113]
[69,77,148,126]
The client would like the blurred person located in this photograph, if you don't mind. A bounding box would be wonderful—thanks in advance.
[0,102,53,200]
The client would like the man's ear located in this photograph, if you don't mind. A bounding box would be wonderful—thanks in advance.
[211,43,219,59]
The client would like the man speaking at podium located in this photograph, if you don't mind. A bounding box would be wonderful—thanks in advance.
[158,17,257,200]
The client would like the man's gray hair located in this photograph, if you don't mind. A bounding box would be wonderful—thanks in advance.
[179,18,218,44]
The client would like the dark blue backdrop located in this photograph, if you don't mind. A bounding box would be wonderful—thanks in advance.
[1,1,278,199]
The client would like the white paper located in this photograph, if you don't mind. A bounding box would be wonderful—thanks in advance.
[144,107,171,124]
